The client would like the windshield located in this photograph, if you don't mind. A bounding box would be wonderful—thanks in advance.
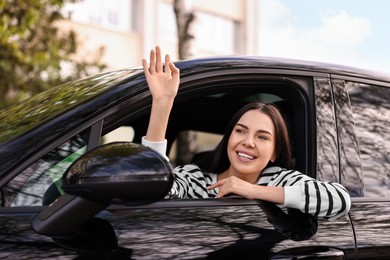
[0,69,140,144]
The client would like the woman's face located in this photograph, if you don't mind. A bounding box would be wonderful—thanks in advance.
[226,109,276,178]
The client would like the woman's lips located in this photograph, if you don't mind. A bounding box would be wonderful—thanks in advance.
[237,151,257,160]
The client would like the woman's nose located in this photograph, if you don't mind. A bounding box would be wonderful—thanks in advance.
[243,136,255,147]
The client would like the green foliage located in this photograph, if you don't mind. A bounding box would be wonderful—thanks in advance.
[0,0,106,109]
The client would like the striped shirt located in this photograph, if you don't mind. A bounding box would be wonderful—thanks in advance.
[169,164,350,220]
[142,137,351,220]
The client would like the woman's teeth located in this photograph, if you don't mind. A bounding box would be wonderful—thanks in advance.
[238,152,254,160]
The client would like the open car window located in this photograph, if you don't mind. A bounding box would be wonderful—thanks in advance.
[3,76,310,207]
[111,83,308,201]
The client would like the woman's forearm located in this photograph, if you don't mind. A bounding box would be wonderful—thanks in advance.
[252,185,285,204]
[145,98,174,142]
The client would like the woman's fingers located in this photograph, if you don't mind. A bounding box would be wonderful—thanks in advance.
[155,46,162,73]
[142,59,150,76]
[207,180,223,190]
[149,48,156,74]
[170,62,180,80]
[164,54,171,74]
[142,46,180,100]
[146,46,175,77]
[208,177,254,199]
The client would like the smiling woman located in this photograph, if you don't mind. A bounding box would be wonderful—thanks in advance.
[141,46,351,220]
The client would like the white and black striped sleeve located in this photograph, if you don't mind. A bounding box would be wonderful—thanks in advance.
[168,165,217,199]
[260,166,351,220]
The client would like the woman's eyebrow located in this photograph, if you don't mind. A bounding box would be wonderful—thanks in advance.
[236,123,273,136]
[236,123,248,129]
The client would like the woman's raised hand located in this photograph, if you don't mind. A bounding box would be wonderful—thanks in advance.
[143,46,180,142]
[142,46,180,102]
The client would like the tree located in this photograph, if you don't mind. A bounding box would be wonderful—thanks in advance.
[173,0,196,59]
[173,0,198,165]
[0,0,106,109]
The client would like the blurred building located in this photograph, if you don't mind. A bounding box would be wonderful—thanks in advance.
[61,0,260,69]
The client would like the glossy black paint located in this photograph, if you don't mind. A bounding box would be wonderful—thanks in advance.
[0,56,389,259]
[1,204,355,259]
[62,142,174,204]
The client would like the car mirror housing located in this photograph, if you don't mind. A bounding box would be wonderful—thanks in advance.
[62,141,174,205]
[33,142,173,240]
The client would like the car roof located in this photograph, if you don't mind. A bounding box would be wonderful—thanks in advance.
[177,55,390,83]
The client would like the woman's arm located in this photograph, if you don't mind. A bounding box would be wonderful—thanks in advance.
[208,168,351,220]
[142,46,180,142]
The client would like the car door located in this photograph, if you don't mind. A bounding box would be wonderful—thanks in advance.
[331,76,390,259]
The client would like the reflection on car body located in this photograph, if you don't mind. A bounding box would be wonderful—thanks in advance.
[0,56,389,259]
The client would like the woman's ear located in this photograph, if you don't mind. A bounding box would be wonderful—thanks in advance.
[270,154,276,163]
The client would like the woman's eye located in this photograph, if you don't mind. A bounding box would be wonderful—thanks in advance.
[257,135,268,140]
[235,128,245,134]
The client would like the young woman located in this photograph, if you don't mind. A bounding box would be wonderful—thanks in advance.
[141,46,351,220]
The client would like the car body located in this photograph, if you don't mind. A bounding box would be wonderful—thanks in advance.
[0,56,389,259]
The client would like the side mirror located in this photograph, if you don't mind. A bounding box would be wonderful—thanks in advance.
[33,142,173,244]
[61,141,174,205]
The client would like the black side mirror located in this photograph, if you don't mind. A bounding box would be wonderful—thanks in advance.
[32,142,173,250]
[61,141,173,205]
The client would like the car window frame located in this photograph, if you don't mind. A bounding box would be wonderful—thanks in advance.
[2,68,318,209]
[98,70,317,208]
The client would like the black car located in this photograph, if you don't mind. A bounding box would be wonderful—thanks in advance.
[0,56,389,259]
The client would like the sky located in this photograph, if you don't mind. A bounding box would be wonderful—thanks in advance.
[258,0,390,74]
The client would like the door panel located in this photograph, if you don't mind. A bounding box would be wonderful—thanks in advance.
[333,79,390,258]
[0,202,356,259]
[349,201,390,259]
[107,203,355,259]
